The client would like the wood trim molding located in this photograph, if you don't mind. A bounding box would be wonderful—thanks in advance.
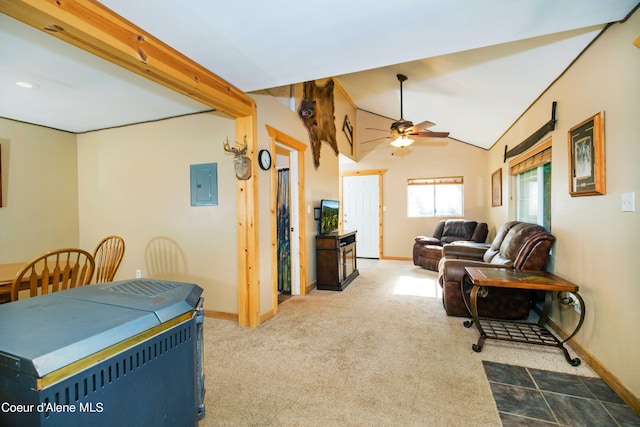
[0,0,255,118]
[341,169,387,176]
[331,77,357,110]
[266,125,308,152]
[266,125,308,312]
[204,310,238,322]
[236,116,260,327]
[548,318,640,414]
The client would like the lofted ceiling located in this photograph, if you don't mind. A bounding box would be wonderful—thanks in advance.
[1,1,638,149]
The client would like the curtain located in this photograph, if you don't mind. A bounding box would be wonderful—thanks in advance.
[277,168,291,294]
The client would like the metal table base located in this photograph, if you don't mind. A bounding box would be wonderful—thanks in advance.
[462,268,585,366]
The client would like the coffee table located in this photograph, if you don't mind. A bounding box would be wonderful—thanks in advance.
[462,267,585,366]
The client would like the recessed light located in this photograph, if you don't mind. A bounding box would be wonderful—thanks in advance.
[15,81,39,89]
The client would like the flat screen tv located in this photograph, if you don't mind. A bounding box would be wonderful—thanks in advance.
[319,199,340,234]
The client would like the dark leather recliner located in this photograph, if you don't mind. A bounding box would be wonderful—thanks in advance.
[437,221,555,319]
[413,220,488,268]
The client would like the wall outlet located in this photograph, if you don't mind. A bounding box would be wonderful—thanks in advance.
[561,292,581,314]
[135,269,142,278]
[571,293,581,314]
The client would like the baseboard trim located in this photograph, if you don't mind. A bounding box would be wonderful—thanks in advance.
[306,281,316,294]
[381,256,412,261]
[260,309,275,324]
[548,317,640,414]
[203,310,237,321]
[204,308,277,327]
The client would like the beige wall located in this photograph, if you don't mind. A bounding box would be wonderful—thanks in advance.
[77,112,239,313]
[76,90,340,317]
[488,11,640,400]
[341,109,489,258]
[0,119,79,262]
[252,89,341,303]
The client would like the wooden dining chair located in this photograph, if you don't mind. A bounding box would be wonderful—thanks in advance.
[11,248,95,301]
[92,235,125,283]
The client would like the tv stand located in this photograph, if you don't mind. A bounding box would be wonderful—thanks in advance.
[315,230,358,291]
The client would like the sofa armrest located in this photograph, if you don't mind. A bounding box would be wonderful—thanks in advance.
[442,242,488,260]
[415,236,441,245]
[440,259,507,285]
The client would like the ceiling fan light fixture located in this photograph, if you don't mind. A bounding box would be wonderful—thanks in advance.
[15,80,38,89]
[390,135,414,148]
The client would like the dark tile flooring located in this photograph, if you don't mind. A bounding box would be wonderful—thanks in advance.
[483,361,640,426]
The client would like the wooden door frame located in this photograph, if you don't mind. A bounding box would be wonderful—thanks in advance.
[339,170,386,259]
[2,0,261,326]
[266,125,308,315]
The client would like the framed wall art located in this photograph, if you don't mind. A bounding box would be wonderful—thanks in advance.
[568,111,605,196]
[491,168,502,207]
[342,115,354,155]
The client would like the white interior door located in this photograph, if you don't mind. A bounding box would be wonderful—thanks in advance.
[288,150,300,295]
[343,174,380,258]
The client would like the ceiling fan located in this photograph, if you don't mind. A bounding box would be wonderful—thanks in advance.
[365,74,450,148]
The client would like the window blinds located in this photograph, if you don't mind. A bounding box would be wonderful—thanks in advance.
[407,176,464,185]
[509,140,552,176]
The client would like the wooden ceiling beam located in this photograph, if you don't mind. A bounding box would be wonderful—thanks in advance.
[0,0,255,118]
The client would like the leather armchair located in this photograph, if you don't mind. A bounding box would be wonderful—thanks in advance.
[437,221,555,319]
[413,219,488,267]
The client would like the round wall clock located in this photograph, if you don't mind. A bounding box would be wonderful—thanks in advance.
[258,149,272,170]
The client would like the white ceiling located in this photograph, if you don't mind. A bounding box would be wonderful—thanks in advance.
[1,1,638,148]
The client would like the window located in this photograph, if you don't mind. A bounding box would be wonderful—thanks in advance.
[407,176,463,217]
[516,163,551,229]
[510,141,551,230]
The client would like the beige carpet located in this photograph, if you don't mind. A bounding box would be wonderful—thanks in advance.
[201,259,595,426]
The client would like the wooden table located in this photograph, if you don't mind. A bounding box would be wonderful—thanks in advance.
[462,267,585,366]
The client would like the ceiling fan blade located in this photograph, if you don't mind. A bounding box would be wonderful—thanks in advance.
[408,120,436,131]
[365,127,394,133]
[411,130,450,138]
[360,135,392,144]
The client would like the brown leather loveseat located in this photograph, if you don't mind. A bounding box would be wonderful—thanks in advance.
[413,219,488,270]
[437,221,555,319]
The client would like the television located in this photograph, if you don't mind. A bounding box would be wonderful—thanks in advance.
[319,199,340,234]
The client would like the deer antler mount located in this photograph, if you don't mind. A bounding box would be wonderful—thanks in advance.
[223,137,252,180]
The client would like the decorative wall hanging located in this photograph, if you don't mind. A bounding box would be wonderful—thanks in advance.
[223,137,252,180]
[568,111,605,196]
[298,80,338,169]
[504,102,557,162]
[491,168,502,207]
[277,168,291,293]
[342,115,354,155]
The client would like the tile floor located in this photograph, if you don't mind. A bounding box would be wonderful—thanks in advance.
[483,361,640,426]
